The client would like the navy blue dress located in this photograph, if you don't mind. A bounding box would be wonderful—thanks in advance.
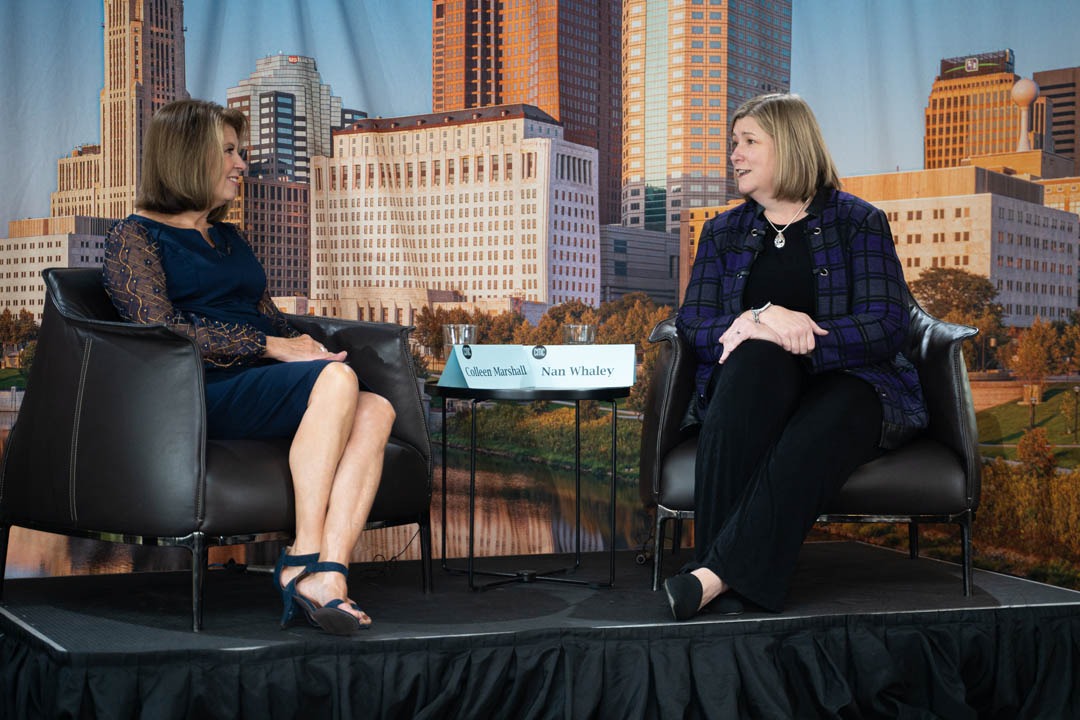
[103,215,332,440]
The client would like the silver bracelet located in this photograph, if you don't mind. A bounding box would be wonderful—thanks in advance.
[750,301,772,323]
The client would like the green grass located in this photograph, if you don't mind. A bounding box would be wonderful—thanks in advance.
[977,383,1080,467]
[0,368,26,390]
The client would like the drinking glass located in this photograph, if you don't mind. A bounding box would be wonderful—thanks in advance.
[562,323,596,345]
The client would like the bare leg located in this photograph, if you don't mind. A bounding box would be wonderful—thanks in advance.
[691,567,729,610]
[279,363,394,624]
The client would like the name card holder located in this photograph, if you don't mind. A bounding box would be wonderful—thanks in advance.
[439,344,636,390]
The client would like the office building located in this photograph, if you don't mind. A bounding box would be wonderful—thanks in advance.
[1033,66,1080,174]
[309,104,599,319]
[226,177,311,297]
[924,50,1051,170]
[844,167,1077,327]
[621,0,791,234]
[50,0,188,219]
[1037,176,1080,215]
[599,225,680,307]
[431,0,622,225]
[1,217,113,321]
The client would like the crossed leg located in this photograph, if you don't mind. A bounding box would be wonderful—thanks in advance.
[277,362,395,625]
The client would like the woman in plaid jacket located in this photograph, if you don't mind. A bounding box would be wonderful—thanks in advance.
[665,93,927,621]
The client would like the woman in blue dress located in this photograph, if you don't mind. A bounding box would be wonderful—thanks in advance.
[103,99,392,635]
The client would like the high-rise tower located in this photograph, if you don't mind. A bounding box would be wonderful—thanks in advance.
[431,0,622,225]
[226,54,357,183]
[50,0,188,220]
[620,0,791,234]
[924,50,1050,170]
[1033,66,1080,175]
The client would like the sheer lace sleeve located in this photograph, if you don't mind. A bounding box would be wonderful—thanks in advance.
[102,217,268,368]
[256,291,301,338]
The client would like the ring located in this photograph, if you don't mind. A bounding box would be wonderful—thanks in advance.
[319,345,327,352]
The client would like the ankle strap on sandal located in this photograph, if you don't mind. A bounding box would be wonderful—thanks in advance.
[303,561,349,577]
[279,550,320,568]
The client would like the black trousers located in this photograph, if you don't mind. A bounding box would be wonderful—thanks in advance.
[687,340,883,611]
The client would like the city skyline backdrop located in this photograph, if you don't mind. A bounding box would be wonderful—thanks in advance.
[1,0,1078,233]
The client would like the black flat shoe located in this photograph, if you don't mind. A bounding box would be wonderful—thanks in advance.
[664,574,703,622]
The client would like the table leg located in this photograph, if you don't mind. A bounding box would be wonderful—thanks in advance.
[440,395,449,570]
[609,399,618,585]
[574,399,582,569]
[468,398,478,589]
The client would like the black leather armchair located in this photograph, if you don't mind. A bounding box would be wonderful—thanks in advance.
[640,298,981,595]
[0,267,433,630]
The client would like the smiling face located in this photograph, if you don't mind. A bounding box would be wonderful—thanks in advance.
[211,123,246,210]
[730,115,778,204]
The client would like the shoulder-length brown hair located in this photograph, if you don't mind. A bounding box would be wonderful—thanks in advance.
[731,93,841,203]
[136,99,248,224]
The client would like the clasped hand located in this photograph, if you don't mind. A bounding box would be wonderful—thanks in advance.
[717,305,827,364]
[264,334,347,363]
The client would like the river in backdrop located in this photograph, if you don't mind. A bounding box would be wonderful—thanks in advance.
[3,449,654,580]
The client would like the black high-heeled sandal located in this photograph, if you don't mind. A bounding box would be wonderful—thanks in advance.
[274,548,319,628]
[292,561,371,635]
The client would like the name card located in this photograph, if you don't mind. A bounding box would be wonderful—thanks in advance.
[439,344,636,390]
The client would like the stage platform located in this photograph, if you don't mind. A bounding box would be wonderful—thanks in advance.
[2,540,1079,718]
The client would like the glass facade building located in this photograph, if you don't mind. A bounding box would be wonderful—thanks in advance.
[621,0,791,234]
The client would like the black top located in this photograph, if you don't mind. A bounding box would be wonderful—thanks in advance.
[742,215,815,315]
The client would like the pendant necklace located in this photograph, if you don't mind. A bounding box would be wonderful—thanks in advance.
[765,198,810,249]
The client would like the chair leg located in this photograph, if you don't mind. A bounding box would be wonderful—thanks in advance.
[0,524,10,600]
[191,533,208,632]
[652,511,665,592]
[960,514,973,597]
[672,518,683,554]
[908,522,919,560]
[419,514,433,594]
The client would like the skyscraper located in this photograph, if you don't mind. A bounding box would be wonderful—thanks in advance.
[431,0,622,225]
[227,54,355,183]
[50,0,188,220]
[1033,66,1080,175]
[924,50,1050,170]
[621,0,791,234]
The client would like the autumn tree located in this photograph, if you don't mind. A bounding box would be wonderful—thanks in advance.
[413,306,446,358]
[1006,317,1058,391]
[909,267,1005,369]
[486,311,527,344]
[532,300,597,345]
[14,310,37,344]
[1057,322,1080,377]
[1017,427,1057,483]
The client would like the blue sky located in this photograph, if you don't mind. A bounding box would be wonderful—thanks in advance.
[1,0,1078,233]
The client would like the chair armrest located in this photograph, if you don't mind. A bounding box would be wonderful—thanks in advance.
[287,315,431,468]
[639,317,699,507]
[905,304,981,509]
[2,292,207,536]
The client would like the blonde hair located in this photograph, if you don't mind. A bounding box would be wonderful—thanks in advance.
[731,93,841,202]
[137,99,248,223]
